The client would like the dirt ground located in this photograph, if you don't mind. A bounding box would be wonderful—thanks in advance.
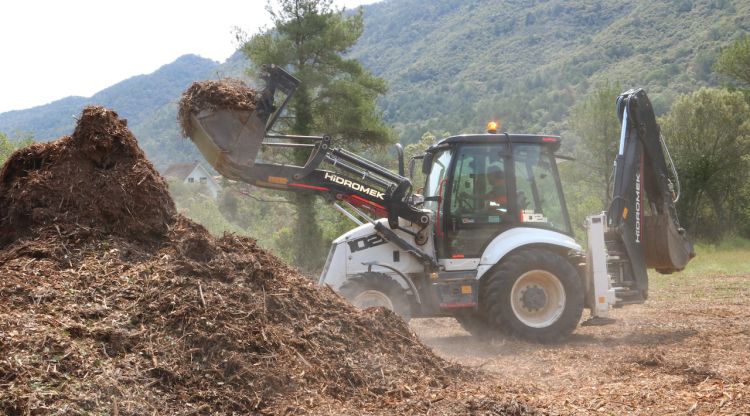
[412,273,750,415]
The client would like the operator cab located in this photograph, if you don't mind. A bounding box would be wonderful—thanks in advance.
[422,133,571,260]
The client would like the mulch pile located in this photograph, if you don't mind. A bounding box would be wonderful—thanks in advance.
[178,78,258,138]
[0,106,175,248]
[0,106,536,415]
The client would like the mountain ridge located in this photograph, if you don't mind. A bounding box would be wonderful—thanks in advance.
[1,0,748,167]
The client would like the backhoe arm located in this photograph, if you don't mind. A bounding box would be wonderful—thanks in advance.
[607,88,695,295]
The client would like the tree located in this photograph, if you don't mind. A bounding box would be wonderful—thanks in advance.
[403,131,442,190]
[659,88,750,239]
[568,82,622,209]
[0,132,34,167]
[0,133,13,166]
[715,35,750,87]
[241,0,392,272]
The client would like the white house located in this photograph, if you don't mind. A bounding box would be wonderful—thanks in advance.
[163,161,221,199]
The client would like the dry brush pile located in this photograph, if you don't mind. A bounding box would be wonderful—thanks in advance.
[0,106,535,415]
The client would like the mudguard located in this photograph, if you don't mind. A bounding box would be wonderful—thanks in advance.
[476,227,582,280]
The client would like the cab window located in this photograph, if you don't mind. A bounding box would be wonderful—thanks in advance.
[513,144,571,234]
[449,145,508,222]
[441,144,510,259]
[423,148,452,212]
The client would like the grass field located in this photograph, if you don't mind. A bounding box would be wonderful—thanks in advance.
[651,238,750,299]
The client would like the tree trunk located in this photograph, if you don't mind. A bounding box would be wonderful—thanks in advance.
[293,193,325,273]
[290,85,325,273]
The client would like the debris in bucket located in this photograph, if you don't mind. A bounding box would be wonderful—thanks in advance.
[178,78,259,138]
[0,106,536,415]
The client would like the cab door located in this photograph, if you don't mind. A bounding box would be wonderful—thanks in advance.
[440,144,515,261]
[422,147,453,256]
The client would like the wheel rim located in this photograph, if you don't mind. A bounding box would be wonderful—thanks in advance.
[352,290,394,311]
[510,270,566,328]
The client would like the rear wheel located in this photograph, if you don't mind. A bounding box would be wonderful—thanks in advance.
[339,272,412,322]
[482,248,583,343]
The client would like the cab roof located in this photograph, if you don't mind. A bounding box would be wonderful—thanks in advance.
[437,133,561,147]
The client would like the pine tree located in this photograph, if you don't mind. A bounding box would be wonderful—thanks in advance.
[241,0,392,272]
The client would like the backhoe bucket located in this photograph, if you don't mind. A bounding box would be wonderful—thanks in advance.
[643,213,695,273]
[188,109,266,180]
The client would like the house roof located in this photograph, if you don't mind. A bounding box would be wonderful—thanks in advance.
[163,162,201,180]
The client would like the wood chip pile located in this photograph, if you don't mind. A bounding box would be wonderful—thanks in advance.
[0,106,175,248]
[0,107,536,415]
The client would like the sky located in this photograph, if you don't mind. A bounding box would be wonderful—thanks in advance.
[0,0,381,114]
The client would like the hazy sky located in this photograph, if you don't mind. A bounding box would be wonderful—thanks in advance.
[0,0,381,114]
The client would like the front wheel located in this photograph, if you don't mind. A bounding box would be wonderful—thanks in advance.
[339,272,412,322]
[482,248,583,343]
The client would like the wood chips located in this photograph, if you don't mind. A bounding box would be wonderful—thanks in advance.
[414,274,750,415]
[178,79,258,138]
[0,107,535,415]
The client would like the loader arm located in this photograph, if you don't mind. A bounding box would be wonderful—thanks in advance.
[184,65,430,230]
[606,88,695,298]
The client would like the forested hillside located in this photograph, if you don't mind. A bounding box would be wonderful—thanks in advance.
[351,0,749,142]
[1,0,748,164]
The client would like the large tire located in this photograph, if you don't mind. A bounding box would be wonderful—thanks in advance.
[482,248,583,343]
[339,272,412,322]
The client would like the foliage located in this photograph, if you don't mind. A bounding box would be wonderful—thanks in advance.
[658,87,750,240]
[240,0,392,272]
[555,83,622,240]
[242,0,392,144]
[0,132,35,166]
[557,161,603,240]
[568,82,622,208]
[168,179,245,236]
[714,34,750,87]
[168,178,356,274]
[3,0,748,171]
[0,132,13,165]
[351,0,750,143]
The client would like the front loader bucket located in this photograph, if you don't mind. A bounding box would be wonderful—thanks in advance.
[180,65,301,181]
[643,213,695,273]
[188,109,266,180]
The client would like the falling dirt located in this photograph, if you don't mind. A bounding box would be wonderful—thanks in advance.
[0,106,535,415]
[412,273,750,415]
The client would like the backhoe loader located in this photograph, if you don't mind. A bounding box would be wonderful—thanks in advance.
[181,65,694,342]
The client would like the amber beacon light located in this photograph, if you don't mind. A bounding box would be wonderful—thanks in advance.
[486,121,500,133]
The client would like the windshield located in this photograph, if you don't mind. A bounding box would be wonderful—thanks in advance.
[513,144,571,234]
[423,148,453,211]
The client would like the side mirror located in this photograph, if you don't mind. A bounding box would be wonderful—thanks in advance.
[422,152,433,175]
[408,155,424,181]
